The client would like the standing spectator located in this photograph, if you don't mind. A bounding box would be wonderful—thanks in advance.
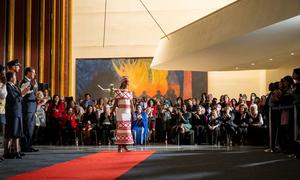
[293,68,300,95]
[146,99,157,142]
[80,93,95,109]
[292,68,300,125]
[279,76,294,152]
[21,67,39,152]
[4,72,30,159]
[0,65,7,161]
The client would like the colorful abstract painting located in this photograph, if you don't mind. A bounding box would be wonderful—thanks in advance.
[76,58,207,102]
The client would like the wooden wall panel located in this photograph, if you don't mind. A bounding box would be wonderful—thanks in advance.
[44,0,51,84]
[30,0,40,72]
[14,0,26,79]
[1,0,73,97]
[0,0,8,65]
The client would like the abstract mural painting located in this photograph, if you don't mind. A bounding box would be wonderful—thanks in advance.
[76,58,207,103]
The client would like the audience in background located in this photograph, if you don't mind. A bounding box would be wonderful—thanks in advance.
[1,64,300,160]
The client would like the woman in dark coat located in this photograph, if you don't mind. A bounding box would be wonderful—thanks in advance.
[5,72,29,158]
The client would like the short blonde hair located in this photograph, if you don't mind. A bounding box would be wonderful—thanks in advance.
[36,91,44,99]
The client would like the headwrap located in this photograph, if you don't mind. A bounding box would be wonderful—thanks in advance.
[120,76,129,84]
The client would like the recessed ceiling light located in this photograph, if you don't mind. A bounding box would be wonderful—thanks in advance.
[269,58,273,61]
[291,52,295,56]
[251,63,255,66]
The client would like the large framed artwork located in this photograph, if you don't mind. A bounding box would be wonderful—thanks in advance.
[76,58,207,102]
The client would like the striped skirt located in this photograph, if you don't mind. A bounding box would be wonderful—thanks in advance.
[115,108,134,145]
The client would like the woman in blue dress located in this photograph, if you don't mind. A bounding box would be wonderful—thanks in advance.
[132,105,148,145]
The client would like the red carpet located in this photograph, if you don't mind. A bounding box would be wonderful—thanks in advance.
[9,151,155,180]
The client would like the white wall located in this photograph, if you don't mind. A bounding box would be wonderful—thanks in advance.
[208,70,267,100]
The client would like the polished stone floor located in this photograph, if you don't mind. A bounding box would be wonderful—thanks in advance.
[1,145,300,179]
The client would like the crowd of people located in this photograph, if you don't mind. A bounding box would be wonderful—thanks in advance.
[0,59,299,160]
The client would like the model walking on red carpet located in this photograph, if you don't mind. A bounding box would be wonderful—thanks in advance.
[111,76,134,152]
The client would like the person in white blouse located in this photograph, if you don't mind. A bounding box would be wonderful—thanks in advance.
[0,65,7,161]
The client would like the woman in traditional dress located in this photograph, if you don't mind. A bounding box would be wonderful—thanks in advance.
[111,76,134,152]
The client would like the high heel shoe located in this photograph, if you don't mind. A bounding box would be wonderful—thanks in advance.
[14,153,22,159]
[123,145,130,152]
[118,145,123,152]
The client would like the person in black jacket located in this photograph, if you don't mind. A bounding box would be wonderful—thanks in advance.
[20,67,39,152]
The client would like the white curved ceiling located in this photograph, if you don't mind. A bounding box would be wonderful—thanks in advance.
[73,0,236,58]
[151,0,300,71]
[153,15,300,71]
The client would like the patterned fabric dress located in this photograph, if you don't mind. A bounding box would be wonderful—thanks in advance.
[115,89,134,145]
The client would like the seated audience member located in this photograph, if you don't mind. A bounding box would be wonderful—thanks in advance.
[180,104,194,144]
[249,93,257,105]
[99,105,116,145]
[233,104,249,145]
[158,102,172,143]
[231,98,239,112]
[81,105,98,145]
[47,95,65,145]
[220,106,236,145]
[34,91,47,144]
[62,107,77,145]
[43,89,51,102]
[192,105,208,145]
[207,108,221,145]
[248,104,265,145]
[132,105,148,145]
[221,95,231,108]
[180,105,193,132]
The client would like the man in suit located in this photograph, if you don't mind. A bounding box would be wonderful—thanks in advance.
[21,67,38,152]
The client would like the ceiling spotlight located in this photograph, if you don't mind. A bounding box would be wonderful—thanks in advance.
[251,63,255,66]
[269,58,273,61]
[290,52,295,56]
